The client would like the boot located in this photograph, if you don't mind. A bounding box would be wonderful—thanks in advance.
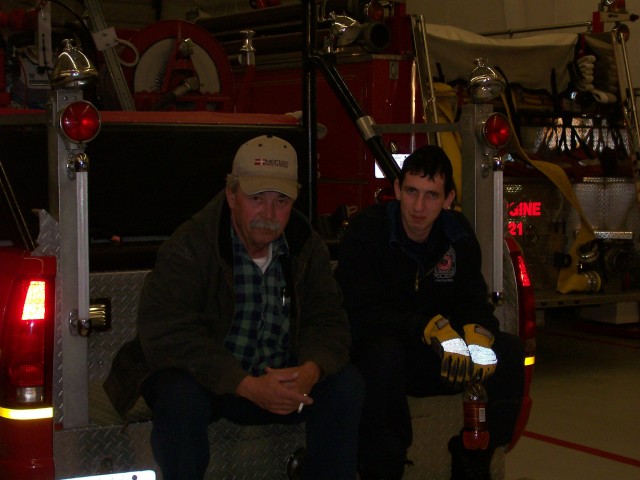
[286,447,305,480]
[448,435,493,480]
[357,457,412,480]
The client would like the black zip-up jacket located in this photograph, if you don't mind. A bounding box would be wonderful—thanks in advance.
[335,201,499,348]
[105,191,350,417]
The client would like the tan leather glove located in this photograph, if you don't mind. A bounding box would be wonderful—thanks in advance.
[423,315,472,390]
[463,324,498,383]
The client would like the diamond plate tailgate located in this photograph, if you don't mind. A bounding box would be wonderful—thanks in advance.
[52,271,504,479]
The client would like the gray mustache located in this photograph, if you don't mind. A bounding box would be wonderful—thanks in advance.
[250,219,281,232]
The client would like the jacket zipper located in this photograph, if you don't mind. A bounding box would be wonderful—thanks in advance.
[414,265,435,292]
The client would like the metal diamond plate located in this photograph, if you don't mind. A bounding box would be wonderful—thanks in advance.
[497,243,519,336]
[406,396,505,480]
[206,420,305,478]
[55,397,503,479]
[569,177,640,248]
[89,270,150,383]
[51,270,506,479]
[33,209,61,257]
[54,302,63,424]
[54,422,156,479]
[30,209,67,424]
[53,419,305,479]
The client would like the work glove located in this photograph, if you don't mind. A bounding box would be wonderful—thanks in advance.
[423,314,471,390]
[463,324,498,383]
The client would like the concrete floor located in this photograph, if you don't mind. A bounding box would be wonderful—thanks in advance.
[505,308,640,480]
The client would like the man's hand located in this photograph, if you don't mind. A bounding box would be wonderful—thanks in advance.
[235,361,320,415]
[423,314,471,389]
[464,324,498,383]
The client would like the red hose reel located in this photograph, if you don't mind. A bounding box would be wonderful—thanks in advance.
[119,20,234,112]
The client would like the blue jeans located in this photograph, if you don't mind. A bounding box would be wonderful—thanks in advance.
[142,365,364,480]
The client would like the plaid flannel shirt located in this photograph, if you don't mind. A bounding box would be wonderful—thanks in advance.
[225,227,291,375]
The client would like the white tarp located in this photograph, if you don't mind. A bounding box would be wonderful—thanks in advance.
[425,23,579,92]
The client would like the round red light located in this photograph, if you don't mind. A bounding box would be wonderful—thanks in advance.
[482,113,511,148]
[59,101,101,143]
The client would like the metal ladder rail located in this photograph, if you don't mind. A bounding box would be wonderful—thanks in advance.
[83,0,136,110]
[410,14,440,147]
[611,26,640,208]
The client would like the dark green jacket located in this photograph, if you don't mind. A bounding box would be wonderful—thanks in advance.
[105,191,350,417]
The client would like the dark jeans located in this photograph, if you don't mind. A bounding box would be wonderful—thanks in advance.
[354,332,525,478]
[142,365,365,480]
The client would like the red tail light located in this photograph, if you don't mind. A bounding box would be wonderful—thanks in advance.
[505,237,536,347]
[58,100,101,143]
[516,255,531,288]
[21,281,46,320]
[504,237,535,451]
[479,112,511,149]
[0,252,55,409]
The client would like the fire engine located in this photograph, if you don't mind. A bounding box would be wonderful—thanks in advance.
[0,0,637,478]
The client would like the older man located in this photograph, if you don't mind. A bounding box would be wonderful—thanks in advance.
[106,135,364,479]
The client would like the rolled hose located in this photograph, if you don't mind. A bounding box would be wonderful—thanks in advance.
[499,93,599,294]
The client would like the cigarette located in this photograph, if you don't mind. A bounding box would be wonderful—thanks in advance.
[297,393,308,414]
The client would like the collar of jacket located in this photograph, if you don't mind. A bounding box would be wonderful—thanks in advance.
[385,200,468,249]
[194,190,314,267]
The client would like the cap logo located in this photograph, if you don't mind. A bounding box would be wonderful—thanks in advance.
[254,158,290,168]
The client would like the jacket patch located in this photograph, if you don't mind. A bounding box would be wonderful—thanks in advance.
[434,247,456,282]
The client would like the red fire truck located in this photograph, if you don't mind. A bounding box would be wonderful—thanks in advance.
[13,0,640,478]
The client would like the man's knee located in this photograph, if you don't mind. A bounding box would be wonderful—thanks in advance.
[142,369,213,424]
[329,364,365,404]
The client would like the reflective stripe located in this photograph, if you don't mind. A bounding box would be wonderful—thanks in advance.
[441,338,470,356]
[468,344,497,366]
[0,406,53,420]
[525,356,535,366]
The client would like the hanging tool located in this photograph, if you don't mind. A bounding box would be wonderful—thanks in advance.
[84,0,136,110]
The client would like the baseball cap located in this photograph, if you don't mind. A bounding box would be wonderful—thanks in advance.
[232,135,300,200]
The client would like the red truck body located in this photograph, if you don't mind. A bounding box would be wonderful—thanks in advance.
[0,2,558,478]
